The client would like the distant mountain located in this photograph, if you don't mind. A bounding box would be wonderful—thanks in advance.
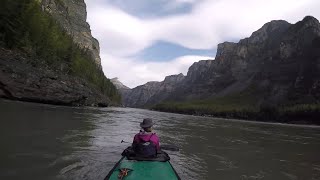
[110,78,131,105]
[111,78,130,90]
[123,73,186,107]
[118,16,320,114]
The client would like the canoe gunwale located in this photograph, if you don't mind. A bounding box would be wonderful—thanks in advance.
[104,156,125,180]
[168,160,181,180]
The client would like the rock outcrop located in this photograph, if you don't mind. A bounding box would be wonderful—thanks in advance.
[0,0,118,106]
[110,78,131,105]
[124,81,161,107]
[111,78,130,90]
[120,73,186,107]
[121,16,320,108]
[0,48,109,106]
[144,73,185,106]
[41,0,101,66]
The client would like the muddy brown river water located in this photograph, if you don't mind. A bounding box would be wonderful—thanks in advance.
[0,99,320,180]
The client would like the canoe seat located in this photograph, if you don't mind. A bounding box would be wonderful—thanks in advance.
[121,146,170,162]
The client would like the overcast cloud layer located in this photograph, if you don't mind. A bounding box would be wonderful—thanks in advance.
[85,0,320,88]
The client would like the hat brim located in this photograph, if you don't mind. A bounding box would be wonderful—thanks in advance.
[140,122,154,128]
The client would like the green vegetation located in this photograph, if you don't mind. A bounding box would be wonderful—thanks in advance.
[153,87,320,124]
[153,84,261,118]
[0,0,120,103]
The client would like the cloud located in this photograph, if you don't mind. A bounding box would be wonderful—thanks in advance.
[87,0,320,56]
[87,5,153,57]
[85,0,320,88]
[101,54,213,88]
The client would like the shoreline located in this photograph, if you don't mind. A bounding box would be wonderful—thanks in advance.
[0,97,122,108]
[1,98,319,127]
[151,106,320,126]
[0,48,118,107]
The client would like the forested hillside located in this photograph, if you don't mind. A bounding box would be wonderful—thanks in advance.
[0,0,120,106]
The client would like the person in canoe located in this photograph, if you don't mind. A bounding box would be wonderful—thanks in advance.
[132,118,160,157]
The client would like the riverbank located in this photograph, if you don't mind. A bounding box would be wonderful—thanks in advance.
[0,48,114,107]
[152,102,320,125]
[0,1,120,106]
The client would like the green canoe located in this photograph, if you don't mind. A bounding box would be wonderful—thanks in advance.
[104,148,180,180]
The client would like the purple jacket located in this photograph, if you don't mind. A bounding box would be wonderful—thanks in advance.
[133,131,160,150]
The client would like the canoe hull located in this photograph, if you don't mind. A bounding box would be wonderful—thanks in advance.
[105,157,180,180]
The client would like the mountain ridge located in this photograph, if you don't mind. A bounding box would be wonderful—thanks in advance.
[114,16,320,123]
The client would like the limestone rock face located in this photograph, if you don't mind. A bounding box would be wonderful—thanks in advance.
[0,48,110,106]
[124,81,161,107]
[111,78,130,90]
[110,78,131,105]
[164,73,185,84]
[143,73,186,106]
[170,16,320,105]
[41,0,101,66]
[280,16,320,60]
[186,60,213,83]
[114,73,186,107]
[118,16,320,108]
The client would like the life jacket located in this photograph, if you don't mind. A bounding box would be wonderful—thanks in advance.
[133,133,157,157]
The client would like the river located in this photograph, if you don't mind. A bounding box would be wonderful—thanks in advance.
[0,99,319,180]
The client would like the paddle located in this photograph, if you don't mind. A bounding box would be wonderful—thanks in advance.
[121,140,180,151]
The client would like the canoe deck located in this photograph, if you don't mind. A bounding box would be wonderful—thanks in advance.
[107,157,179,180]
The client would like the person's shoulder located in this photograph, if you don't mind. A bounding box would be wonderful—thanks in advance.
[151,132,159,138]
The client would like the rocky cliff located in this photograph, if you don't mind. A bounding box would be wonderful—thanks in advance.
[120,73,185,107]
[41,0,101,66]
[0,48,109,106]
[121,16,320,108]
[0,0,119,106]
[110,77,131,105]
[111,78,130,90]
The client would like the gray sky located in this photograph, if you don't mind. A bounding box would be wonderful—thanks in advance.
[85,0,320,88]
